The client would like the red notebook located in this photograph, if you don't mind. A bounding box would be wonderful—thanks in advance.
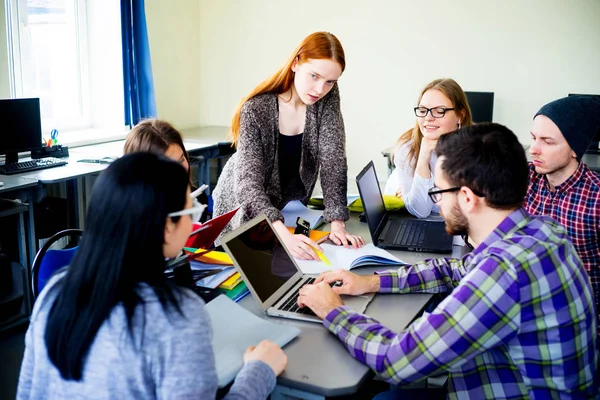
[185,207,239,249]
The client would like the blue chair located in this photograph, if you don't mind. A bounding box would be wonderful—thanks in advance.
[31,229,83,300]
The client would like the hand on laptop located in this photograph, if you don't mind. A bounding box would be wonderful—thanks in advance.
[314,270,381,296]
[273,220,322,260]
[297,281,344,319]
[244,340,288,376]
[329,220,366,249]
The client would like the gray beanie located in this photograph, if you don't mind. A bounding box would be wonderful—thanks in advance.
[534,95,600,160]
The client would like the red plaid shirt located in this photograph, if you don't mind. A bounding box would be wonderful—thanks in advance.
[525,162,600,318]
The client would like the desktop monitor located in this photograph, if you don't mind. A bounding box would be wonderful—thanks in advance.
[0,98,43,164]
[568,94,600,154]
[465,91,494,123]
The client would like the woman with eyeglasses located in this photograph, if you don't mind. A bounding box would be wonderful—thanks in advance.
[17,153,287,399]
[383,78,473,218]
[212,31,365,261]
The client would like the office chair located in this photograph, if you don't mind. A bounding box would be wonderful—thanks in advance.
[31,228,83,300]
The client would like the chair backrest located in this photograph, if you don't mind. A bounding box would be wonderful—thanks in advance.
[31,229,83,300]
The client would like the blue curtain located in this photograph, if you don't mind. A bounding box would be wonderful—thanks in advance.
[121,0,157,127]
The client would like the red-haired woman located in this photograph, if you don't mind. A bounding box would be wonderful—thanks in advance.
[213,31,364,260]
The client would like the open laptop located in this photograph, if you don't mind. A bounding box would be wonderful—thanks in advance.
[221,214,375,323]
[356,161,453,253]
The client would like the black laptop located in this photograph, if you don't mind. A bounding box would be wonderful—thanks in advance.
[356,161,453,253]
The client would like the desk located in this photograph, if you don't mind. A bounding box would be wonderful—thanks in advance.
[240,213,465,399]
[0,176,42,272]
[1,126,229,268]
[0,176,40,322]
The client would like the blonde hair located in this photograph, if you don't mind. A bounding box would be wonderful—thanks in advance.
[392,78,473,168]
[229,32,345,147]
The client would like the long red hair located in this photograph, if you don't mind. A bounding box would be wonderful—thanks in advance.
[229,32,345,146]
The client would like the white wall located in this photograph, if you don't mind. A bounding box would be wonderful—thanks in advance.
[146,0,202,129]
[195,0,600,179]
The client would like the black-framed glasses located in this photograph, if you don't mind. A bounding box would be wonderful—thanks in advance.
[414,106,455,118]
[428,186,461,203]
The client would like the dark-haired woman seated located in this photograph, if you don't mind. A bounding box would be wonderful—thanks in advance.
[17,152,287,399]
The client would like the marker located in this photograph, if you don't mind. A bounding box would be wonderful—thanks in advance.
[308,244,331,266]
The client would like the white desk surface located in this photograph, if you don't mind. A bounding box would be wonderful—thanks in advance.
[11,126,230,184]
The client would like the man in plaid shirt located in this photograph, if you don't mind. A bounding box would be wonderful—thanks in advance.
[298,123,597,399]
[524,95,600,327]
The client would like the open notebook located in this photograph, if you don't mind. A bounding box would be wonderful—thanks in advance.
[295,243,406,274]
[205,295,300,387]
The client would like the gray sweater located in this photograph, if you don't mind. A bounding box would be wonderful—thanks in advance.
[212,85,349,240]
[17,274,276,399]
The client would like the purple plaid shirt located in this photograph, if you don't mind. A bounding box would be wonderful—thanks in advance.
[324,208,597,399]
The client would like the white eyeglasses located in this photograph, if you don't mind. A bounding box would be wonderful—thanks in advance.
[167,204,207,218]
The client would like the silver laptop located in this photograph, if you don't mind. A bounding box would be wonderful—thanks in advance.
[221,214,375,323]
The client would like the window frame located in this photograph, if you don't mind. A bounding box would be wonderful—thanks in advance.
[6,0,93,133]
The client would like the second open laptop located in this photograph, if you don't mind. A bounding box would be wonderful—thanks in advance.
[221,214,374,323]
[356,161,453,253]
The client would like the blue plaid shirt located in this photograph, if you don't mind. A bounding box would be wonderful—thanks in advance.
[324,208,597,399]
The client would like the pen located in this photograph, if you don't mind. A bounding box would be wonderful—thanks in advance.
[308,244,331,266]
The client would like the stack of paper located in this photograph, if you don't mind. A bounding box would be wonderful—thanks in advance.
[206,295,300,388]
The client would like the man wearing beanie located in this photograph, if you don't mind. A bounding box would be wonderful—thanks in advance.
[525,94,600,326]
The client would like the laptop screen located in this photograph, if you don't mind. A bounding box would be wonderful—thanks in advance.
[223,218,298,302]
[356,161,386,238]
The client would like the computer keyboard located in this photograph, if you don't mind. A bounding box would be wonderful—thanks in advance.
[279,277,317,315]
[0,157,68,175]
[393,221,426,246]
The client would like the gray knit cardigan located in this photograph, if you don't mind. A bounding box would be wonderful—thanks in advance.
[212,84,349,240]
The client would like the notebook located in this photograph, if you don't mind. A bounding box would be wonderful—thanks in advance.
[357,161,453,253]
[221,214,375,323]
[281,200,324,229]
[205,295,300,388]
[185,207,239,249]
[295,243,405,274]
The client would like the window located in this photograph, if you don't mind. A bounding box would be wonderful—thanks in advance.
[6,0,125,143]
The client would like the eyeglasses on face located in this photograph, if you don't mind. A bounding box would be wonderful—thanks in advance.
[428,186,461,203]
[414,106,455,118]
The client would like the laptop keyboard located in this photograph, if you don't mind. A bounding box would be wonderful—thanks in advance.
[278,277,317,315]
[392,220,427,246]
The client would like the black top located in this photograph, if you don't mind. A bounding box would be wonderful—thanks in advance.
[278,132,303,193]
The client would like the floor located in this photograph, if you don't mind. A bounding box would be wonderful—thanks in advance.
[0,323,27,400]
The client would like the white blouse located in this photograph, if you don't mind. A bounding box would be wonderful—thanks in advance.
[383,140,440,218]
